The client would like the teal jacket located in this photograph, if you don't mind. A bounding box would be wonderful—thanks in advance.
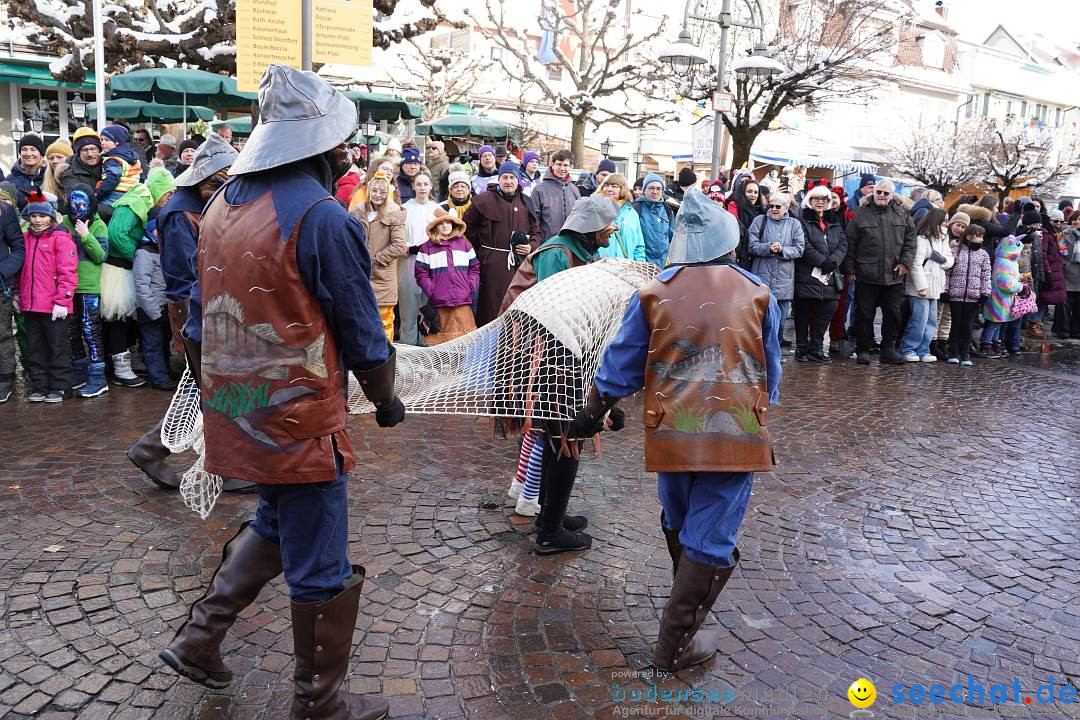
[598,201,647,262]
[533,232,598,282]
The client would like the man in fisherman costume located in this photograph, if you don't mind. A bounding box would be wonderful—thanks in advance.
[571,189,782,671]
[159,66,404,720]
[126,133,244,490]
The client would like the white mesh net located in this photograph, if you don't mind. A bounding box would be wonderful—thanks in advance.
[161,258,659,518]
[348,259,659,419]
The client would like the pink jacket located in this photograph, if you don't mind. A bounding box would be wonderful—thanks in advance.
[19,223,78,313]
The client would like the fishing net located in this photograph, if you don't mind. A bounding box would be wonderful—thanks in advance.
[347,259,659,419]
[162,258,659,518]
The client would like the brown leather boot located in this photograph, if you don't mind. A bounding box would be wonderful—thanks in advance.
[661,512,682,578]
[159,523,283,688]
[290,566,389,720]
[653,549,739,672]
[126,419,179,489]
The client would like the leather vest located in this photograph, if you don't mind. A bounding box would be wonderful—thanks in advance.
[640,265,775,473]
[197,189,354,484]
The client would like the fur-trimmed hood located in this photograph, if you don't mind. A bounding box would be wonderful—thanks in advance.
[859,193,913,210]
[957,204,992,222]
[426,211,467,239]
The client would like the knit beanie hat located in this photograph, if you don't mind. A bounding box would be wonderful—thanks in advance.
[497,160,519,177]
[522,151,540,167]
[597,158,616,174]
[386,137,402,153]
[23,189,54,218]
[177,139,200,156]
[1047,209,1065,222]
[477,145,495,159]
[17,134,46,155]
[158,133,177,148]
[1021,209,1042,226]
[642,173,664,192]
[146,167,177,204]
[448,170,470,189]
[677,167,696,188]
[859,173,877,189]
[100,124,130,145]
[401,147,422,165]
[45,139,73,158]
[71,127,102,154]
[949,212,970,227]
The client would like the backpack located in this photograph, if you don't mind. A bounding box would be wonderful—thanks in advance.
[499,243,581,314]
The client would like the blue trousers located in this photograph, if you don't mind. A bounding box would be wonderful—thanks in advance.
[250,469,351,603]
[658,472,754,567]
[900,297,938,357]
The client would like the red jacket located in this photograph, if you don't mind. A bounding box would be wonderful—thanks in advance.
[335,170,361,207]
[19,223,78,313]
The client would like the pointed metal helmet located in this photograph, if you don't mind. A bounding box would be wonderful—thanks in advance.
[666,188,740,264]
[560,194,619,235]
[173,133,238,187]
[229,64,357,175]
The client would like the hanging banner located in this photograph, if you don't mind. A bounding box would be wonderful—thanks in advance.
[236,0,304,92]
[313,0,373,66]
[693,119,714,165]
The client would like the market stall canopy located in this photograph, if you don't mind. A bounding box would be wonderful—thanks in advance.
[343,90,422,121]
[109,68,257,110]
[88,98,214,122]
[750,151,877,176]
[416,114,511,139]
[212,116,253,136]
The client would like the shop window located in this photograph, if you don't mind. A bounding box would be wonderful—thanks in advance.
[20,87,60,144]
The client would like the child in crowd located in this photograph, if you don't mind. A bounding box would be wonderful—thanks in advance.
[132,169,178,390]
[97,124,143,211]
[20,191,78,402]
[62,184,110,398]
[931,212,970,360]
[900,208,953,362]
[946,225,991,362]
[414,214,479,344]
[980,234,1024,366]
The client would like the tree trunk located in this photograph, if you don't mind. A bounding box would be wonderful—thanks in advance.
[571,116,586,167]
[997,181,1012,211]
[728,126,758,173]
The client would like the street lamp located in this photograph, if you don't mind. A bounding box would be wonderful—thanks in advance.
[69,92,87,122]
[11,119,24,143]
[28,112,45,135]
[361,113,378,138]
[600,138,612,157]
[661,0,782,181]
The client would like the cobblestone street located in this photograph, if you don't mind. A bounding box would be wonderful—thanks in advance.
[1,348,1079,719]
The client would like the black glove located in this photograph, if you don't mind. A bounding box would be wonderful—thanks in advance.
[607,406,625,432]
[569,407,606,439]
[819,260,836,273]
[929,250,948,265]
[374,396,405,428]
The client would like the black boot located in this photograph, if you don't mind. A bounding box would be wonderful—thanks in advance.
[653,549,739,672]
[932,339,948,362]
[661,512,683,578]
[160,523,283,688]
[290,566,389,720]
[533,442,591,555]
[127,419,180,489]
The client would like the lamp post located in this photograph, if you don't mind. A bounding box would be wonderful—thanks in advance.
[659,0,781,181]
[600,138,612,157]
[11,119,24,144]
[28,112,45,135]
[69,92,87,123]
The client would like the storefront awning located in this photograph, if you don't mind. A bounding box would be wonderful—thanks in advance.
[750,151,877,176]
[0,61,96,89]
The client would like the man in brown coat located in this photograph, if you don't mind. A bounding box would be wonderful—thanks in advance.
[462,161,540,326]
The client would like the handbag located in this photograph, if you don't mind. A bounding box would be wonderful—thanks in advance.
[831,272,844,293]
[1010,283,1038,319]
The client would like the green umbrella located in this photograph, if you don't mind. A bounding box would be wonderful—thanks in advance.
[415,113,511,139]
[212,116,253,136]
[88,98,215,122]
[109,68,257,111]
[343,90,423,121]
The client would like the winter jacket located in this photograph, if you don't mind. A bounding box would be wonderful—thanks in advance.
[133,234,167,320]
[470,169,498,196]
[531,171,581,245]
[945,243,991,303]
[957,204,1019,259]
[633,196,674,267]
[396,173,417,204]
[532,231,598,282]
[57,158,104,199]
[107,184,153,265]
[18,222,78,313]
[910,197,934,223]
[7,162,46,207]
[403,198,441,249]
[598,200,647,262]
[1064,227,1080,292]
[414,235,480,308]
[844,200,917,286]
[795,208,847,301]
[98,149,142,206]
[439,196,473,220]
[61,214,109,295]
[335,170,361,207]
[357,201,408,306]
[984,236,1023,322]
[905,234,954,299]
[1040,230,1067,305]
[577,173,600,198]
[748,213,805,300]
[0,202,24,288]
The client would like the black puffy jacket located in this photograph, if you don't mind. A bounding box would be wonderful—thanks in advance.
[796,208,848,300]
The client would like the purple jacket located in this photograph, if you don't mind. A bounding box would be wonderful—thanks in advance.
[1040,231,1067,305]
[945,243,991,302]
[414,235,480,308]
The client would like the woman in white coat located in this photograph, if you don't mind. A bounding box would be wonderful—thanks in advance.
[900,208,954,361]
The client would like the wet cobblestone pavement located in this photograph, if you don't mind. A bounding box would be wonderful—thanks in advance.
[1,347,1079,719]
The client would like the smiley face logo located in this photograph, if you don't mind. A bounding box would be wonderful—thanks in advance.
[848,678,876,708]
